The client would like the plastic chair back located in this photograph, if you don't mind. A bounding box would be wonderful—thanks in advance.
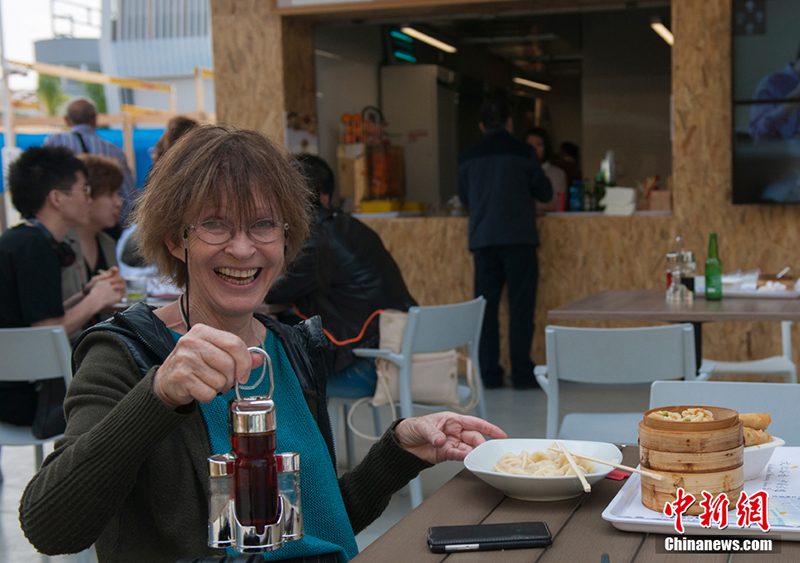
[0,326,73,467]
[546,324,696,385]
[650,380,800,446]
[537,323,705,442]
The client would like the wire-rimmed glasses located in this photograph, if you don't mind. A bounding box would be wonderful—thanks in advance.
[188,218,288,245]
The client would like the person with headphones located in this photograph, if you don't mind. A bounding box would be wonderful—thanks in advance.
[0,146,125,427]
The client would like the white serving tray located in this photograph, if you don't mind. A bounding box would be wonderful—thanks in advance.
[602,447,800,541]
[696,290,800,300]
[694,277,800,299]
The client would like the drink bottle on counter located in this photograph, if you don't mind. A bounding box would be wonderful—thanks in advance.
[569,180,583,212]
[705,233,722,301]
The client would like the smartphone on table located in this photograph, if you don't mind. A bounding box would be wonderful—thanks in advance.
[427,521,552,553]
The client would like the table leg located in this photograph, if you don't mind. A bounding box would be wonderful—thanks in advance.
[692,322,702,374]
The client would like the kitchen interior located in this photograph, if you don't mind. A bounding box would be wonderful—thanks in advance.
[312,2,673,216]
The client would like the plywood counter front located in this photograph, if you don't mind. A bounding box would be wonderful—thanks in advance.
[362,213,797,375]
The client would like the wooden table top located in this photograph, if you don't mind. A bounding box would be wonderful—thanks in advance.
[353,447,796,562]
[547,290,800,323]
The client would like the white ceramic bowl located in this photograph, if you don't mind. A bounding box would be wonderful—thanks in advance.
[463,439,623,502]
[743,436,785,481]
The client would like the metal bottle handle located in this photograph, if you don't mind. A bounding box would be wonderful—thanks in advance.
[235,347,274,401]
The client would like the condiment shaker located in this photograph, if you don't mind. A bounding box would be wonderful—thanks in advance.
[207,453,235,548]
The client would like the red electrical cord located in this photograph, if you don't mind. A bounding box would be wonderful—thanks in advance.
[291,305,384,346]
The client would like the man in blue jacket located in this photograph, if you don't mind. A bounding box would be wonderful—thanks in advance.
[457,99,553,389]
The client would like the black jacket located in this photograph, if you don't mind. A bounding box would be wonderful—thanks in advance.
[75,302,337,466]
[267,206,417,372]
[457,129,553,250]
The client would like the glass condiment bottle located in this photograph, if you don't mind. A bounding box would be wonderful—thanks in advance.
[705,233,722,301]
[666,252,679,289]
[277,452,304,541]
[207,453,235,548]
[680,251,696,297]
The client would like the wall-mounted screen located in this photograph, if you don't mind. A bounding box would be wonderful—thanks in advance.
[732,0,800,204]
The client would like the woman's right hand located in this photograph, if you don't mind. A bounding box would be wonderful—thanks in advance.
[152,324,264,409]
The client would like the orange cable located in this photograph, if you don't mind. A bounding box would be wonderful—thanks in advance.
[292,305,384,346]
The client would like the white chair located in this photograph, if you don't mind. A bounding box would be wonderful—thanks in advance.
[701,321,797,384]
[650,380,800,446]
[352,297,488,508]
[0,326,73,468]
[534,324,713,445]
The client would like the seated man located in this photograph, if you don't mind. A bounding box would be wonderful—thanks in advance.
[266,154,417,397]
[0,146,125,427]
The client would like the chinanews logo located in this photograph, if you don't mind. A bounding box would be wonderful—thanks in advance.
[656,488,778,554]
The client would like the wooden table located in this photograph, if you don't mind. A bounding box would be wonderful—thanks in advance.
[353,447,797,562]
[547,290,800,370]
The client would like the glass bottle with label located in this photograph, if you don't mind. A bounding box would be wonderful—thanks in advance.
[705,233,722,301]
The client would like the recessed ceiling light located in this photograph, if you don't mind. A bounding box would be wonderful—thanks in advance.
[400,27,457,54]
[650,20,674,46]
[513,77,551,92]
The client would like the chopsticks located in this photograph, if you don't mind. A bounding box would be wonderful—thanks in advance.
[557,441,591,493]
[548,444,665,481]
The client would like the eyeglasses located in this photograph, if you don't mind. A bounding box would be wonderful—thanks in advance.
[188,218,289,245]
[61,184,92,197]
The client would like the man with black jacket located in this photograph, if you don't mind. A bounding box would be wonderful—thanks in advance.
[266,154,417,398]
[457,99,553,390]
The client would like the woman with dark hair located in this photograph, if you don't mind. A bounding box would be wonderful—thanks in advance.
[151,115,199,162]
[20,125,506,563]
[526,127,568,213]
[117,116,199,294]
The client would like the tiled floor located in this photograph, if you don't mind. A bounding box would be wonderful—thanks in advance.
[0,381,652,561]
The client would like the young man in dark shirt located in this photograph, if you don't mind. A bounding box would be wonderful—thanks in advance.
[0,146,125,425]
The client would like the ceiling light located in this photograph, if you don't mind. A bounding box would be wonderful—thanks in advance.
[513,77,551,92]
[650,20,674,46]
[400,27,457,53]
[314,49,343,60]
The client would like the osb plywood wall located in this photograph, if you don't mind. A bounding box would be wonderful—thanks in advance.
[367,0,800,372]
[210,0,315,145]
[212,0,800,374]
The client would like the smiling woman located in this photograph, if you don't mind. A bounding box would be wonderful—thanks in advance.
[18,124,507,563]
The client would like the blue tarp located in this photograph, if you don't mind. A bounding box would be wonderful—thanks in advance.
[0,128,164,192]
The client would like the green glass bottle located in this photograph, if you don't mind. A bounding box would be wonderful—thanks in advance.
[705,233,722,301]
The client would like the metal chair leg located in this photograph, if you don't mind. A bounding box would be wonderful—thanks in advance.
[343,403,357,471]
[409,475,423,508]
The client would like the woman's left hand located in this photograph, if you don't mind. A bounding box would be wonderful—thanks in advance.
[394,412,507,464]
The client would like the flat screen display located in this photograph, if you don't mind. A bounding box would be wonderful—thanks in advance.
[732,0,800,204]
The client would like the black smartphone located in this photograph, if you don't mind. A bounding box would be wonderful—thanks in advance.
[427,521,552,553]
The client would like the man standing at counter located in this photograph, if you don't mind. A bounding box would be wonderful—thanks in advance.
[457,98,552,390]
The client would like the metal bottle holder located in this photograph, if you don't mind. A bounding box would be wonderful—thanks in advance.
[207,346,304,553]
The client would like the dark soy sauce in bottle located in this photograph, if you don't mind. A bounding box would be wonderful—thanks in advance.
[230,396,279,533]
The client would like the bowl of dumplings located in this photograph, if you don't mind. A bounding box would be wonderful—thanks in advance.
[464,439,623,501]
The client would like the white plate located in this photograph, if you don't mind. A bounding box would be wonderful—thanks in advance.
[463,439,622,502]
[744,436,785,481]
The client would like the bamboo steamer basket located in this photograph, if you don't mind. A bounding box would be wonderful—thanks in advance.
[639,406,744,514]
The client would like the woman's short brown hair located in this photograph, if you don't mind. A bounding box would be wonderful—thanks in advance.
[132,125,313,288]
[76,154,123,198]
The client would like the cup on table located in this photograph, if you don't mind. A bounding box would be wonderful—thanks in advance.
[125,276,148,303]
